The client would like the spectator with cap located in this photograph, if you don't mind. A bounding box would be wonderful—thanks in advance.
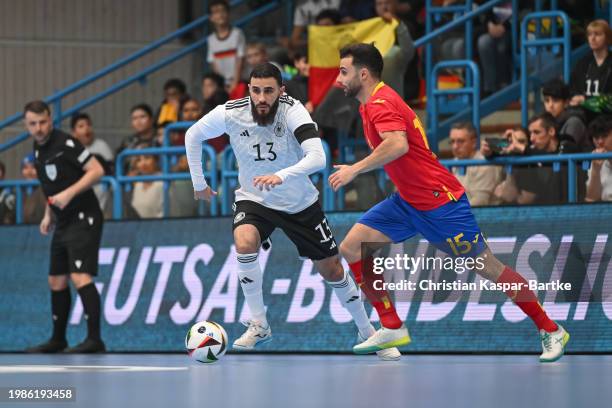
[586,115,612,202]
[21,154,47,224]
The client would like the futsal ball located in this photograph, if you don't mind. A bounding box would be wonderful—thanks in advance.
[185,320,228,363]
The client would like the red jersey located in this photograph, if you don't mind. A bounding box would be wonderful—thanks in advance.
[359,82,465,211]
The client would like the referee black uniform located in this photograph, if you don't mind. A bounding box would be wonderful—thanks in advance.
[23,101,106,354]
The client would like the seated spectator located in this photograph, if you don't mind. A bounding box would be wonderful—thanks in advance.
[570,20,612,107]
[20,154,46,224]
[586,115,612,202]
[289,0,341,50]
[71,113,114,173]
[477,1,513,96]
[542,79,590,151]
[117,104,157,154]
[156,78,188,127]
[285,48,312,112]
[207,0,246,98]
[377,0,415,99]
[482,113,571,205]
[0,160,15,224]
[202,72,230,114]
[450,122,503,206]
[131,153,164,219]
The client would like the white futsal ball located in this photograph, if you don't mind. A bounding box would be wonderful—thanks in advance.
[185,321,228,363]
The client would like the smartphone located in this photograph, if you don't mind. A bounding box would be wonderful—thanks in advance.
[485,137,509,153]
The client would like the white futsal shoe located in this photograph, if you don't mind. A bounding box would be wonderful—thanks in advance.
[232,320,272,350]
[539,324,570,363]
[354,325,411,355]
[357,329,401,361]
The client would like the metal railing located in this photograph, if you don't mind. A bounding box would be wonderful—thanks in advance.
[0,176,120,223]
[115,145,218,217]
[520,11,571,127]
[0,0,282,152]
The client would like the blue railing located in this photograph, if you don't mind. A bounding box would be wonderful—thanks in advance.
[0,0,282,153]
[442,152,612,203]
[429,60,481,152]
[0,176,120,223]
[520,11,571,126]
[115,145,218,217]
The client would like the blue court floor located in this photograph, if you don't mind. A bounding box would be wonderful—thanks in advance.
[0,354,610,408]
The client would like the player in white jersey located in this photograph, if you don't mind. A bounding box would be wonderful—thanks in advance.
[185,63,400,360]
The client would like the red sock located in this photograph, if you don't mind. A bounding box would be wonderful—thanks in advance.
[497,266,558,332]
[349,258,402,329]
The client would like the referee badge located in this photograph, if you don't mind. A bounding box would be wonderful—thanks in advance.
[45,164,57,181]
[234,212,246,224]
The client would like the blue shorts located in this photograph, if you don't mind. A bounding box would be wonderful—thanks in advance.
[358,193,487,258]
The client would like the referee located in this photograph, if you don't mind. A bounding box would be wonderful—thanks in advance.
[23,101,106,353]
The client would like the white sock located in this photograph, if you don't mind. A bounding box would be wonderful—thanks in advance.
[237,253,268,327]
[328,270,373,337]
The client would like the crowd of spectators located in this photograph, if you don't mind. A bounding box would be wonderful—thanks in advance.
[1,0,611,225]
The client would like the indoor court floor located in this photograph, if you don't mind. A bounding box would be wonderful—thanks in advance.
[0,353,610,408]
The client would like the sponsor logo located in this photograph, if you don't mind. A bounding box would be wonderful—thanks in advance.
[234,212,245,224]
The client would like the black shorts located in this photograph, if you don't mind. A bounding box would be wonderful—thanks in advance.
[50,207,103,276]
[232,200,339,261]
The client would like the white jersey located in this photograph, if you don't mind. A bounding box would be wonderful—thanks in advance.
[187,94,322,213]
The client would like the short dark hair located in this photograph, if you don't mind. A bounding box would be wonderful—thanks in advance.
[130,103,153,118]
[70,112,91,130]
[315,8,342,25]
[249,62,283,86]
[208,0,229,13]
[0,161,5,178]
[339,43,384,79]
[451,122,477,138]
[542,79,570,100]
[528,112,557,131]
[588,114,612,139]
[202,72,225,89]
[23,100,51,116]
[163,78,187,94]
[293,47,308,63]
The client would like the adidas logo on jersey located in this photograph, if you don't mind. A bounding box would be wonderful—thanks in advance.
[240,130,250,137]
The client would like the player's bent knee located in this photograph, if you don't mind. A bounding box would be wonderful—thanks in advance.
[48,275,68,291]
[234,224,261,254]
[70,272,93,289]
[314,256,343,281]
[338,239,359,262]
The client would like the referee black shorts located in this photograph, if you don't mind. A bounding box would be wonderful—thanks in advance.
[50,207,103,276]
[232,200,338,261]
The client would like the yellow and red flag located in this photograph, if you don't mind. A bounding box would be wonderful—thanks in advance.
[308,17,398,107]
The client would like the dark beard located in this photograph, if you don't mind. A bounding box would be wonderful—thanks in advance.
[345,80,362,98]
[251,97,280,126]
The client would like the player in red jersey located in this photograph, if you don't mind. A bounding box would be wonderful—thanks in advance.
[328,43,569,362]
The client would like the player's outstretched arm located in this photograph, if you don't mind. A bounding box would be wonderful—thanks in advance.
[185,105,226,198]
[329,130,408,191]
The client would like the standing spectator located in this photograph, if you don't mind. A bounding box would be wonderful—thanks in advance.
[71,113,114,217]
[586,115,612,202]
[202,72,230,115]
[570,20,612,106]
[377,0,415,99]
[477,1,513,96]
[289,0,341,49]
[542,79,590,151]
[21,154,47,224]
[0,161,16,225]
[131,153,164,219]
[156,78,188,127]
[339,0,375,23]
[285,48,312,112]
[117,104,157,154]
[201,73,230,153]
[23,100,106,353]
[450,122,503,206]
[207,0,246,98]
